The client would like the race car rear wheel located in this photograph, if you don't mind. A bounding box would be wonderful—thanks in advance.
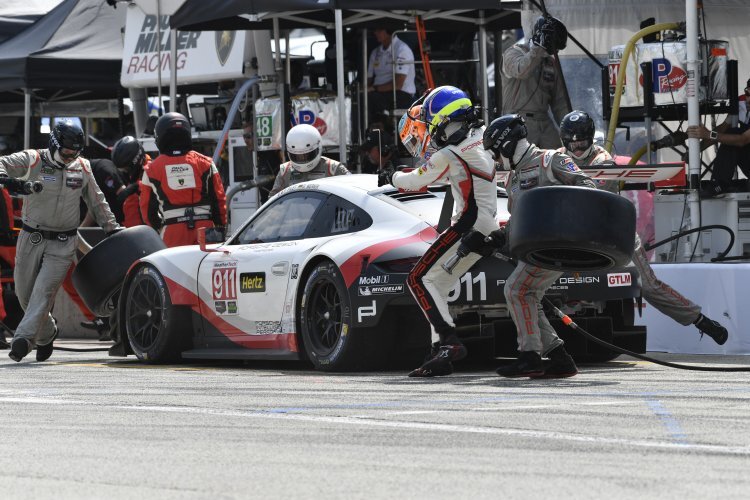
[509,186,636,272]
[124,265,186,363]
[299,261,369,371]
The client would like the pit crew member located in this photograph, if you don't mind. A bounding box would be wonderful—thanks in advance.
[560,110,728,345]
[483,114,592,378]
[140,113,227,246]
[269,124,350,196]
[1,120,120,362]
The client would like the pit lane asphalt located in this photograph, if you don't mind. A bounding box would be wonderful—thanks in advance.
[1,340,748,499]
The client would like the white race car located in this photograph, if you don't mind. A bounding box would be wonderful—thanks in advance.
[97,174,644,370]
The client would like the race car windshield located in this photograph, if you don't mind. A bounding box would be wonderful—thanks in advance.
[288,150,318,165]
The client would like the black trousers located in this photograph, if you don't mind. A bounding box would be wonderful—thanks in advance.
[712,125,750,188]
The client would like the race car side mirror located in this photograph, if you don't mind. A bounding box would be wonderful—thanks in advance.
[198,227,228,253]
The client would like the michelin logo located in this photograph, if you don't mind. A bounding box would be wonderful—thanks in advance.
[358,284,404,296]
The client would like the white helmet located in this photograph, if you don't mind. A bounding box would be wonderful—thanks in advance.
[286,124,322,172]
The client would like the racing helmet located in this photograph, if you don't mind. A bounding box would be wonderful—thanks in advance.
[154,112,192,156]
[483,114,528,160]
[49,120,84,163]
[559,110,595,161]
[532,15,568,54]
[286,124,322,172]
[421,86,478,148]
[111,136,146,181]
[398,105,430,159]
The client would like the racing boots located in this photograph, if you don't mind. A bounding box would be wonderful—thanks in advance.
[8,338,30,362]
[496,351,544,378]
[532,345,578,379]
[36,320,59,362]
[409,335,467,377]
[694,314,728,345]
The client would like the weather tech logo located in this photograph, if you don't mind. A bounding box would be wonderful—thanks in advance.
[240,272,266,293]
[215,31,236,66]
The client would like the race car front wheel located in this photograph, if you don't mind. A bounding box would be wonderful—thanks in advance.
[124,265,187,363]
[299,260,368,371]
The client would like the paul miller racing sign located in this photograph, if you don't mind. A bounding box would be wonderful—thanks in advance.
[121,3,246,88]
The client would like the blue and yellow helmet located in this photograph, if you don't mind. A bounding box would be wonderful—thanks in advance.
[421,86,473,136]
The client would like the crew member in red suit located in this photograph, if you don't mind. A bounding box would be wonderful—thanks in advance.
[139,113,227,246]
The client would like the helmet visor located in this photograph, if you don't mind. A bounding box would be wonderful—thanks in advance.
[288,149,319,165]
[566,139,591,157]
[60,147,81,162]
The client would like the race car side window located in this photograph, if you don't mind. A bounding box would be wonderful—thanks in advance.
[306,195,373,238]
[234,191,327,244]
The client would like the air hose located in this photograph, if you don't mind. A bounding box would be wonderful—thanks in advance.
[543,296,750,372]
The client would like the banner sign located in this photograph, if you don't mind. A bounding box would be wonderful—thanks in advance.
[254,95,352,151]
[121,4,246,88]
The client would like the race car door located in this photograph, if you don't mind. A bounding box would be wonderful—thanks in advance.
[196,191,329,343]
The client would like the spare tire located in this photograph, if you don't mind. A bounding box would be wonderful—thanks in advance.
[72,226,166,316]
[509,186,635,271]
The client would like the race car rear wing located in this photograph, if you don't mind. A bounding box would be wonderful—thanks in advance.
[496,163,686,187]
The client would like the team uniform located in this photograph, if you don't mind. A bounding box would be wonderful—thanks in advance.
[565,144,701,326]
[501,43,569,149]
[503,146,596,355]
[269,157,350,196]
[140,150,227,247]
[393,126,498,340]
[0,149,118,352]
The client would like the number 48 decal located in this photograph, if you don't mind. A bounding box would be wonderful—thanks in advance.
[213,267,237,300]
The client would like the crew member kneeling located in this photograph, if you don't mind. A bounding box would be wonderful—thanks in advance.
[140,113,227,246]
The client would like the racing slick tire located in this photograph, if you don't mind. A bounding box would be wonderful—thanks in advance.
[72,226,166,317]
[509,186,636,272]
[299,260,381,371]
[123,264,187,363]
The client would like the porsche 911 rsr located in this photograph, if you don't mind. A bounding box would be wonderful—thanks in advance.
[111,174,644,370]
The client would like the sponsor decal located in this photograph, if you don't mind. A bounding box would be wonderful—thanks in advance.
[639,58,687,93]
[256,321,280,335]
[41,166,55,175]
[212,262,237,300]
[359,275,390,286]
[558,276,600,284]
[165,163,196,190]
[358,284,404,296]
[357,301,377,323]
[460,139,483,153]
[290,264,299,280]
[227,301,238,315]
[65,174,82,189]
[607,272,632,287]
[42,175,57,182]
[240,272,266,293]
[215,301,227,314]
[563,159,579,172]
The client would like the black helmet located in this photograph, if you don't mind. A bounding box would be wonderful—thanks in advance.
[112,136,145,179]
[49,120,84,161]
[154,112,191,155]
[483,114,527,161]
[531,15,568,54]
[559,110,595,160]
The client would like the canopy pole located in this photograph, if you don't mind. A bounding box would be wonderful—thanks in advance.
[335,9,347,165]
[362,28,368,135]
[686,0,701,259]
[156,0,163,113]
[24,89,31,149]
[169,28,178,109]
[478,11,489,125]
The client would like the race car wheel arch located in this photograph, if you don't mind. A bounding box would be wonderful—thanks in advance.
[509,186,636,272]
[298,259,385,371]
[73,226,166,317]
[123,264,189,363]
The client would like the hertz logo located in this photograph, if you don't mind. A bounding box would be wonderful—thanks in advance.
[240,272,265,293]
